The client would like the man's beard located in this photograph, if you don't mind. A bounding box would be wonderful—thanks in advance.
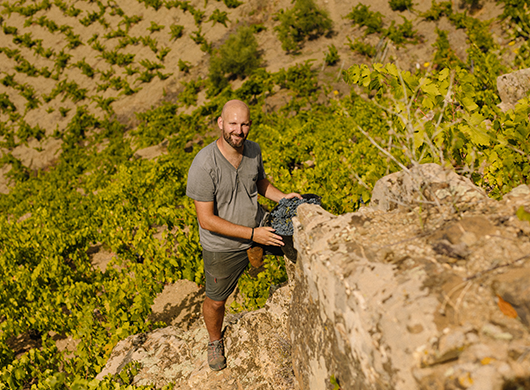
[223,130,246,149]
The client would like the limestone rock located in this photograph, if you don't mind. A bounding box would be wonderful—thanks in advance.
[497,68,530,109]
[97,283,296,389]
[290,164,530,389]
[98,164,530,390]
[370,163,487,212]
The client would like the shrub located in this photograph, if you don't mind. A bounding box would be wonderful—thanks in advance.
[208,9,229,27]
[324,44,340,66]
[346,4,383,35]
[208,26,261,96]
[178,79,203,107]
[432,28,464,70]
[220,0,242,8]
[389,0,413,11]
[273,0,333,53]
[73,59,95,78]
[147,21,164,33]
[178,59,191,73]
[384,16,418,46]
[420,0,452,21]
[346,37,376,58]
[170,24,184,40]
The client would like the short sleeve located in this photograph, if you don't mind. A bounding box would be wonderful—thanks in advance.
[186,154,215,202]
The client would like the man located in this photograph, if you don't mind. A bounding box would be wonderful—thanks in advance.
[186,99,301,371]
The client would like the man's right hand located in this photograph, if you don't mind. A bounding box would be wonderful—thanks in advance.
[253,226,284,246]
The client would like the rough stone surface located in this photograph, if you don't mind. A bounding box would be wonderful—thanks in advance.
[290,164,530,390]
[97,282,296,389]
[98,164,530,389]
[370,163,487,212]
[497,68,530,110]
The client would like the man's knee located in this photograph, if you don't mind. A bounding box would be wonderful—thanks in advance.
[204,296,226,311]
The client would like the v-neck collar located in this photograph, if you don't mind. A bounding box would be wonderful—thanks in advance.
[215,139,245,170]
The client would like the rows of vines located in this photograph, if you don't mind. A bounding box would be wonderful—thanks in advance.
[0,0,529,389]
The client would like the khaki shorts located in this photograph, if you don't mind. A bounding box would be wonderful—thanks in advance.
[203,249,249,302]
[203,245,283,302]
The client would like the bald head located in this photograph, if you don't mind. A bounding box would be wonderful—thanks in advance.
[218,99,251,150]
[221,99,250,119]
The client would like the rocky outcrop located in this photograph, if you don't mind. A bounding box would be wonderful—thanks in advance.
[290,164,530,390]
[497,68,530,112]
[98,164,530,389]
[97,280,296,389]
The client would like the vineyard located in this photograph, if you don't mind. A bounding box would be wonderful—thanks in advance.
[0,0,530,388]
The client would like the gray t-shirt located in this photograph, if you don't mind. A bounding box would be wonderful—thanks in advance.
[186,140,266,252]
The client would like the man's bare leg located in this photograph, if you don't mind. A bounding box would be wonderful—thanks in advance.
[203,296,226,341]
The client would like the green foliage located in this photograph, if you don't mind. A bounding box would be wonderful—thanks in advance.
[54,50,72,73]
[420,0,452,21]
[275,61,318,98]
[17,120,45,142]
[18,83,40,111]
[230,256,288,312]
[157,47,171,62]
[208,9,229,27]
[0,93,16,114]
[2,24,17,35]
[73,58,96,78]
[178,79,204,107]
[324,44,340,66]
[104,28,128,39]
[140,59,164,71]
[178,59,192,73]
[64,29,83,49]
[498,0,530,39]
[138,0,163,10]
[385,16,418,46]
[13,33,41,49]
[208,26,261,96]
[220,0,242,8]
[346,37,376,58]
[30,15,59,32]
[449,12,495,53]
[169,24,185,40]
[191,8,205,26]
[2,0,50,17]
[330,375,341,390]
[59,106,71,117]
[136,70,157,83]
[344,62,529,199]
[99,49,136,67]
[140,36,159,53]
[517,206,530,223]
[346,4,383,35]
[44,80,88,103]
[119,14,143,32]
[80,10,102,26]
[147,21,165,33]
[389,0,413,12]
[432,28,465,70]
[273,0,333,53]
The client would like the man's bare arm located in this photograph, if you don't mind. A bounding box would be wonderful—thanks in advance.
[257,178,302,203]
[194,200,284,246]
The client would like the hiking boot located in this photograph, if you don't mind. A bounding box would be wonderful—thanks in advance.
[207,339,227,371]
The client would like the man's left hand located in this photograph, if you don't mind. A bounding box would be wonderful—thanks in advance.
[283,192,303,200]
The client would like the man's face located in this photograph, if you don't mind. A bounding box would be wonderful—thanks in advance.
[218,104,251,150]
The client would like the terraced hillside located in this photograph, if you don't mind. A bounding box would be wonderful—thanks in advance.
[0,0,530,388]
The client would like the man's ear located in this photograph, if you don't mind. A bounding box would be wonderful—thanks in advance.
[217,116,223,130]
